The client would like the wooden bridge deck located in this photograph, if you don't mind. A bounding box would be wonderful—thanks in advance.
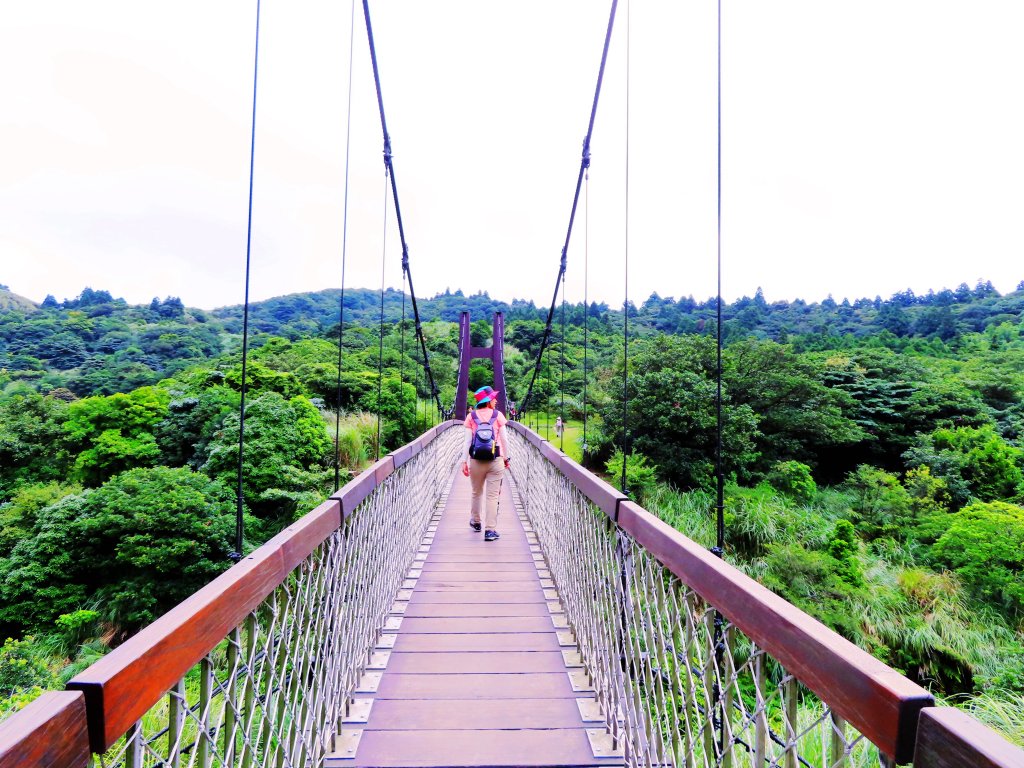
[327,469,622,768]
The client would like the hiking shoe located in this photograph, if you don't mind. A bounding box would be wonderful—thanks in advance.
[469,520,481,532]
[484,529,500,542]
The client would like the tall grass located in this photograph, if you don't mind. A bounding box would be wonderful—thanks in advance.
[952,690,1024,746]
[321,410,375,475]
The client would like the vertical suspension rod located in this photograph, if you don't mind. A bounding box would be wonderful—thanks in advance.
[520,0,619,415]
[334,0,357,492]
[362,0,443,416]
[233,0,262,561]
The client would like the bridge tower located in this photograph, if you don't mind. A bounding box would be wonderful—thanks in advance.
[454,311,505,420]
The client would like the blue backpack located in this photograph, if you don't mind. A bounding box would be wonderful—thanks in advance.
[469,410,499,460]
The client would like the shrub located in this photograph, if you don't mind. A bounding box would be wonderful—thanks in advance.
[766,460,817,503]
[605,450,658,503]
[844,465,914,541]
[0,636,55,697]
[930,500,1024,621]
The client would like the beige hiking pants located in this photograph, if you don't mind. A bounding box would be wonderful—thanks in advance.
[468,458,505,530]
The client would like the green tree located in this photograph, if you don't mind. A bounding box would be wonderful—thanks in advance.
[596,335,758,489]
[64,387,170,486]
[0,394,71,498]
[605,450,658,502]
[930,500,1024,621]
[201,392,333,533]
[0,481,81,556]
[905,425,1024,506]
[0,467,235,635]
[156,386,240,469]
[766,460,817,503]
[726,340,863,472]
[844,465,914,541]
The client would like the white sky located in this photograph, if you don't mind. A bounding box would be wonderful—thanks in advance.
[1,1,1022,312]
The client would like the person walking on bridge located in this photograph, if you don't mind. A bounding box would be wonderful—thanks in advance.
[461,386,510,542]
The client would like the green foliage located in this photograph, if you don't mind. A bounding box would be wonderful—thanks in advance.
[930,500,1024,621]
[201,393,332,531]
[844,465,914,541]
[156,386,240,469]
[766,460,817,503]
[958,691,1024,747]
[46,610,103,662]
[0,394,71,498]
[223,360,305,400]
[64,387,170,486]
[761,542,865,641]
[605,450,658,503]
[0,481,81,556]
[826,520,863,586]
[327,412,375,474]
[903,465,951,518]
[931,426,1023,502]
[597,335,759,489]
[0,636,56,696]
[0,467,236,635]
[726,340,864,472]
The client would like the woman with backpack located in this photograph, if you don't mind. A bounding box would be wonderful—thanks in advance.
[461,386,510,542]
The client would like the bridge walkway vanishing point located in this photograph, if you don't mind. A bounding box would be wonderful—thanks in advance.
[329,467,622,767]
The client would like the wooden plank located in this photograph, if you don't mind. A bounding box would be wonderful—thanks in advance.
[615,500,933,764]
[420,553,534,562]
[387,651,570,674]
[414,573,539,584]
[401,603,549,618]
[396,617,556,634]
[408,589,545,603]
[67,497,342,752]
[0,691,90,768]
[374,672,581,699]
[393,632,561,652]
[360,698,590,730]
[419,561,538,572]
[915,708,1024,768]
[409,580,543,592]
[335,728,613,767]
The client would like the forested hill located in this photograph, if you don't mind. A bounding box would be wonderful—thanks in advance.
[2,279,1024,736]
[211,279,1024,345]
[3,280,1024,399]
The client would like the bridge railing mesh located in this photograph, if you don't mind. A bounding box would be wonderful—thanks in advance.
[45,422,462,768]
[507,424,935,768]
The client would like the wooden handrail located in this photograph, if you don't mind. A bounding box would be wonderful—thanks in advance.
[915,708,1024,768]
[508,420,933,764]
[617,499,932,763]
[0,692,90,768]
[66,421,459,753]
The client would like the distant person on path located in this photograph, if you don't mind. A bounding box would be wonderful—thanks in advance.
[555,415,564,439]
[462,386,510,542]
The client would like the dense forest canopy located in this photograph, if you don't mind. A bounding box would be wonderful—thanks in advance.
[1,279,1023,743]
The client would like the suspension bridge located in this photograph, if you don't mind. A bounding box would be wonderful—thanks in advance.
[2,0,1023,766]
[3,397,1022,767]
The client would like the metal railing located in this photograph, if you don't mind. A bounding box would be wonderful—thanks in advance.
[0,422,462,768]
[505,422,1024,768]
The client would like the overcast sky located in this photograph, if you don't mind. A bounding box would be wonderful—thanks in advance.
[1,1,1022,312]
